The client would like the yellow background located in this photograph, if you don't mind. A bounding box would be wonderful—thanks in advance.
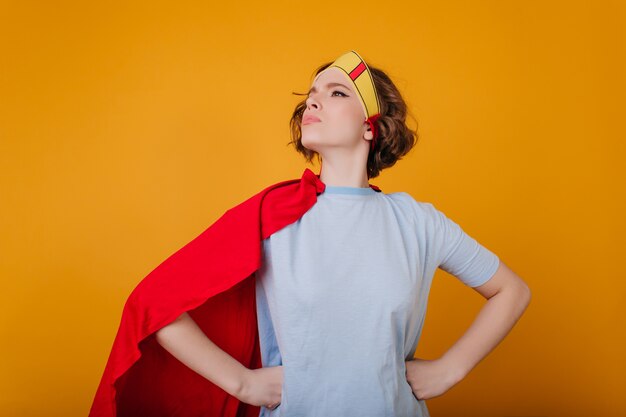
[1,1,624,416]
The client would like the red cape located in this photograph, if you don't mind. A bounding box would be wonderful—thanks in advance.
[89,168,381,417]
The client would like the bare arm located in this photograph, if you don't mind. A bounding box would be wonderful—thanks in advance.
[439,259,531,380]
[154,312,248,397]
[406,259,531,400]
[154,312,283,408]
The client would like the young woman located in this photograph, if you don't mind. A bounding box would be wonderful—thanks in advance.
[90,50,531,417]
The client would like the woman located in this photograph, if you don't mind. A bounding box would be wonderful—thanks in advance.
[90,50,531,417]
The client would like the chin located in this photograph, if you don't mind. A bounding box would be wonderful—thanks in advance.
[301,134,324,153]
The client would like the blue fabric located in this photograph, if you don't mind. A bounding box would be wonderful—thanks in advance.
[255,185,499,416]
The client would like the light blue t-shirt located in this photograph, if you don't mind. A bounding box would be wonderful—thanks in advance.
[255,184,500,417]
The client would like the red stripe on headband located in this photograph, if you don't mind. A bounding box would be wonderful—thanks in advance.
[349,62,366,80]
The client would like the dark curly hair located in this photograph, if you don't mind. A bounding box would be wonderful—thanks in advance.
[288,60,419,179]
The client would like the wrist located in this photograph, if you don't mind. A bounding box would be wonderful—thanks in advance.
[226,365,249,399]
[437,354,468,384]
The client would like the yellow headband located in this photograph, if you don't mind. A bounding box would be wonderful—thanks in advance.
[313,50,382,146]
[314,50,381,120]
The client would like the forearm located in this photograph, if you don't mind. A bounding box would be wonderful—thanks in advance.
[154,312,248,396]
[440,284,531,381]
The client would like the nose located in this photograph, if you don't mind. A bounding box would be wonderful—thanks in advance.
[306,93,320,111]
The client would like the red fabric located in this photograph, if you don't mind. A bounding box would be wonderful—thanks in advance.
[88,168,327,417]
[89,168,382,417]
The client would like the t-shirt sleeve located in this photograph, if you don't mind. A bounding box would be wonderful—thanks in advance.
[427,202,500,287]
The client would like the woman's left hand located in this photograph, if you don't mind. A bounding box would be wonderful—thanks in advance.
[404,357,464,401]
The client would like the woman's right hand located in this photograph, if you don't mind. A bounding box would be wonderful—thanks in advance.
[237,365,284,409]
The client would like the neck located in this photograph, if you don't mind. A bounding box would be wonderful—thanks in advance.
[318,152,369,188]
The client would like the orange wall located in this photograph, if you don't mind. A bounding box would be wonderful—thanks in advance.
[1,1,624,416]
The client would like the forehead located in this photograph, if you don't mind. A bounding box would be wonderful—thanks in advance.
[311,67,354,91]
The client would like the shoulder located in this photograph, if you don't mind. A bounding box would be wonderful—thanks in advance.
[384,191,438,216]
[381,191,446,229]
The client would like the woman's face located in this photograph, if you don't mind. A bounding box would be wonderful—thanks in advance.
[301,67,372,154]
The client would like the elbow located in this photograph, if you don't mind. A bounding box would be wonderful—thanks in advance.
[500,278,531,311]
[518,281,532,310]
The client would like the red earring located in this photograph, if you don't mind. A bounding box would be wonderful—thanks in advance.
[366,114,381,149]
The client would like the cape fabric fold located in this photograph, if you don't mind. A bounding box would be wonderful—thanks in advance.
[89,168,327,417]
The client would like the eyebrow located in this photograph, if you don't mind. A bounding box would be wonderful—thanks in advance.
[308,82,351,95]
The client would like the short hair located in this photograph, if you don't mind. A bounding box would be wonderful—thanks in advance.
[288,61,419,179]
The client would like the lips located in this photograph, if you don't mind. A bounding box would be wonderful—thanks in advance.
[302,115,321,125]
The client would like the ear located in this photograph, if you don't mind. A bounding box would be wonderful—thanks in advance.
[363,121,374,141]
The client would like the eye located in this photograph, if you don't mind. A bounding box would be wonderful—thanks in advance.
[332,90,348,97]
